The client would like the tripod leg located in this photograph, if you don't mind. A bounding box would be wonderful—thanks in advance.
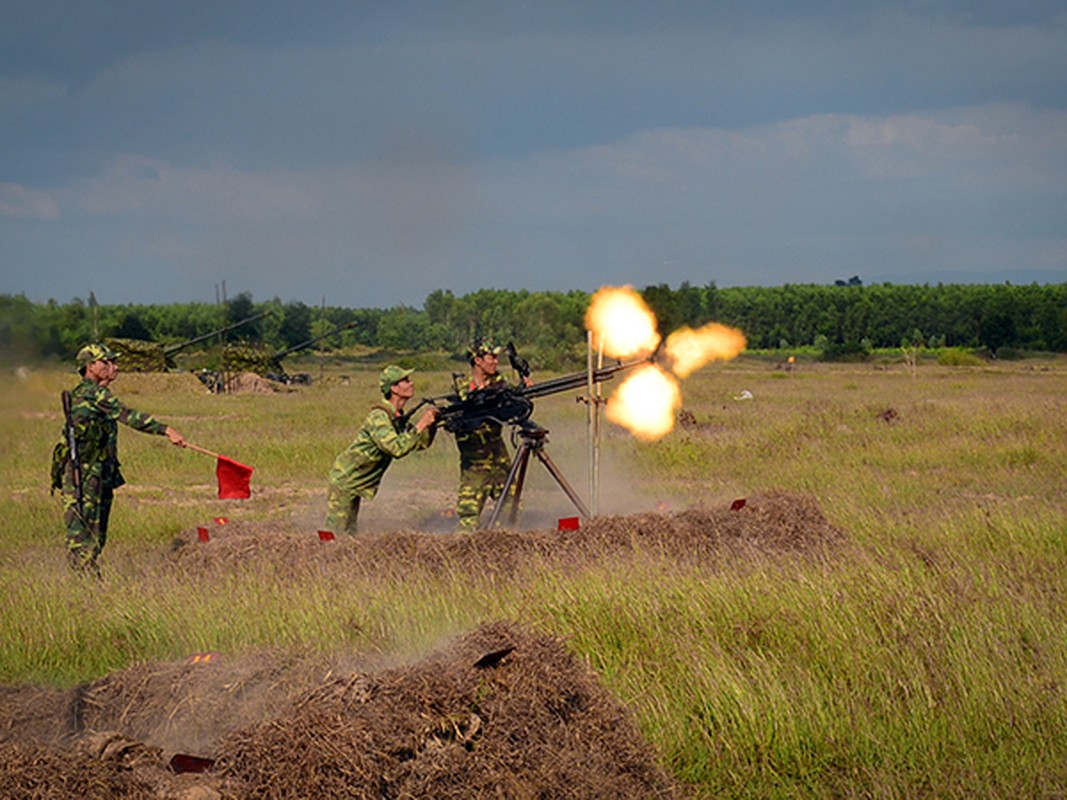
[505,444,532,526]
[486,443,530,529]
[534,449,591,519]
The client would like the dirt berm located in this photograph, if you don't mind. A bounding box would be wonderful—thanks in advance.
[1,621,682,799]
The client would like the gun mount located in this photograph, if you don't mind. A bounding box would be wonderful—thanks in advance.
[220,321,359,385]
[105,311,271,373]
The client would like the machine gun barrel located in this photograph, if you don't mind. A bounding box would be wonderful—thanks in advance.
[519,356,650,400]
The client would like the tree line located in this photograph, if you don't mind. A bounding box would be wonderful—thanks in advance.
[2,282,1064,366]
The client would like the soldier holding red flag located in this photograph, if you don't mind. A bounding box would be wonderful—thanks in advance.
[51,343,186,576]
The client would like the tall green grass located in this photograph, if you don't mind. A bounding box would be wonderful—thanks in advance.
[2,359,1065,797]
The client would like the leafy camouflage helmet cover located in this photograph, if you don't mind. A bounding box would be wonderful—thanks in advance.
[467,338,503,360]
[75,343,120,366]
[379,364,415,397]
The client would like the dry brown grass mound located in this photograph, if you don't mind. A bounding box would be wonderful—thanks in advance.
[0,623,680,799]
[0,740,158,800]
[217,620,679,798]
[167,490,846,579]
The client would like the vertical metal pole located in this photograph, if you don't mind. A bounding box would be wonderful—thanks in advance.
[593,338,603,516]
[320,295,326,384]
[587,331,595,515]
[586,331,605,517]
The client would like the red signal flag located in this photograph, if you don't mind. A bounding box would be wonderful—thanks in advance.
[318,530,336,541]
[730,498,747,511]
[216,456,253,499]
[558,516,580,531]
[197,527,210,542]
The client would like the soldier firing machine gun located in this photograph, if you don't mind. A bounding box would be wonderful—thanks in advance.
[407,343,655,527]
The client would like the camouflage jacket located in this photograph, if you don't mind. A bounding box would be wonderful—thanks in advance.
[56,378,169,489]
[327,401,435,498]
[454,373,511,469]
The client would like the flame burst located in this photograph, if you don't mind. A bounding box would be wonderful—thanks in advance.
[664,323,748,378]
[584,285,660,358]
[584,285,746,440]
[605,365,681,440]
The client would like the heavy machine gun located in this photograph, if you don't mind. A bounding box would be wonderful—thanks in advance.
[410,348,654,435]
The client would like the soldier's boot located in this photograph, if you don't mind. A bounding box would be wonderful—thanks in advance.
[67,547,102,579]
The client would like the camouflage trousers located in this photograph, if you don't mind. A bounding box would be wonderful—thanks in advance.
[456,458,516,531]
[62,470,114,575]
[324,486,363,536]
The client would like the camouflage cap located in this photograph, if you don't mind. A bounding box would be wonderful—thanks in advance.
[468,338,503,359]
[75,343,120,366]
[379,365,415,396]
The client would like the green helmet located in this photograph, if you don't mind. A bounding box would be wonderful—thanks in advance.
[379,365,415,397]
[75,343,120,367]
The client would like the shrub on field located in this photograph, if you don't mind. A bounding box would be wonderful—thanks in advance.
[937,349,986,367]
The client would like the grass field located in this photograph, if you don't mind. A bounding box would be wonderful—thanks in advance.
[2,354,1066,797]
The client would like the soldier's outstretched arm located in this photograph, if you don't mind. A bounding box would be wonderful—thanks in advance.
[366,409,429,459]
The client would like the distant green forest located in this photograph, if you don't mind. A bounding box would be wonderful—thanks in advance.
[2,281,1065,366]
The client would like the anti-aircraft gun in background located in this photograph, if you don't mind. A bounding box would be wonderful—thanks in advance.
[105,311,271,373]
[220,321,359,386]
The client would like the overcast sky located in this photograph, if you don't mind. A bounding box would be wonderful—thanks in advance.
[2,1,1065,308]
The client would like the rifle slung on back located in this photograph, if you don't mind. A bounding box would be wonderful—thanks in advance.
[60,390,86,524]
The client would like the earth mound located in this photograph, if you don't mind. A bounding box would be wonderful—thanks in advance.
[167,489,846,579]
[0,622,682,799]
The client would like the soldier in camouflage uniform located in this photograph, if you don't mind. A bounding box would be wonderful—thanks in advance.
[454,340,532,530]
[324,366,438,535]
[54,343,187,575]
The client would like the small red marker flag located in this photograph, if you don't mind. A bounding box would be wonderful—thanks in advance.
[213,516,228,525]
[558,516,580,531]
[216,456,253,499]
[197,527,210,542]
[318,530,336,541]
[730,498,747,511]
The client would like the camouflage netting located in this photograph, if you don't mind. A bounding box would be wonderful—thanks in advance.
[1,623,681,800]
[221,343,280,377]
[105,338,171,373]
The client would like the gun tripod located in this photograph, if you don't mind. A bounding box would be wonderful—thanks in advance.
[485,421,590,529]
